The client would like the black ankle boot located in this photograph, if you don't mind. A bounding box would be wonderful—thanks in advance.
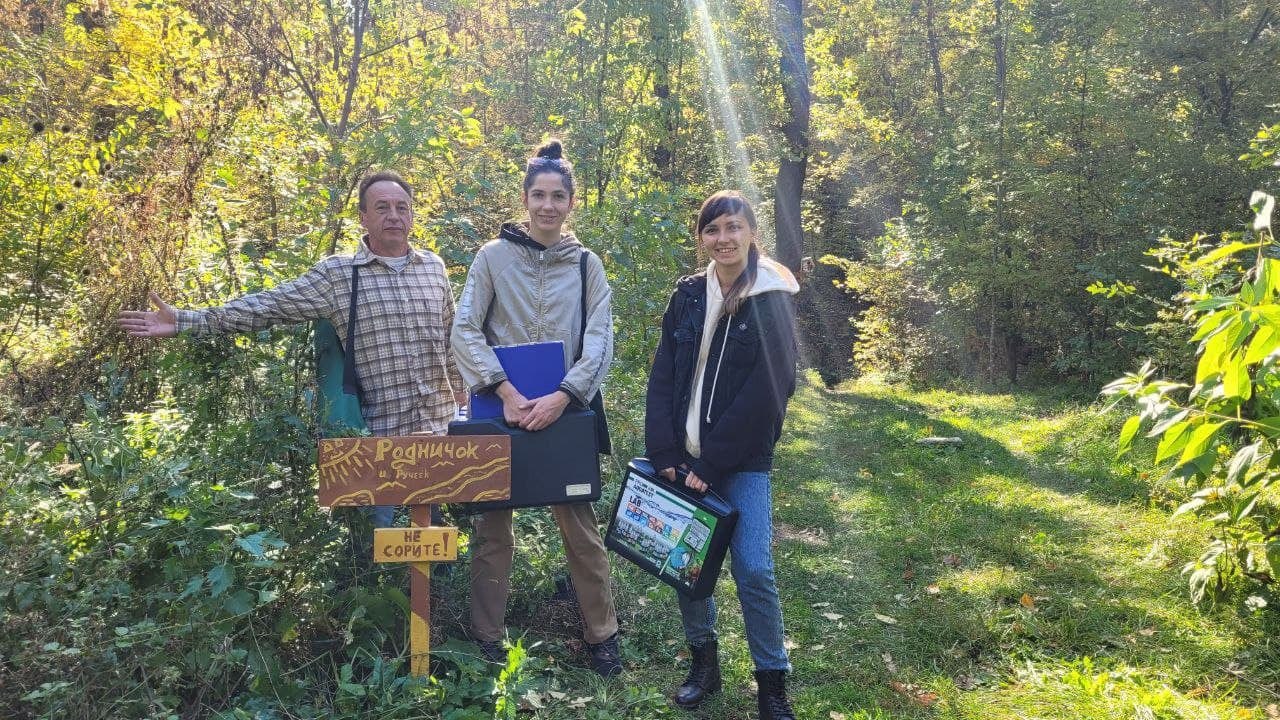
[672,640,721,709]
[754,669,795,720]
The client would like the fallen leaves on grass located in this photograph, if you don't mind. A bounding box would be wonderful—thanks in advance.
[821,612,844,621]
[519,690,544,710]
[775,522,830,547]
[881,652,898,673]
[1264,703,1278,719]
[874,613,899,625]
[943,553,963,568]
[830,713,848,720]
[567,696,593,709]
[925,584,941,596]
[890,681,940,707]
[1019,593,1036,609]
[954,674,979,690]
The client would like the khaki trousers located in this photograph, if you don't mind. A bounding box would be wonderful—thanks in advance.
[470,502,619,644]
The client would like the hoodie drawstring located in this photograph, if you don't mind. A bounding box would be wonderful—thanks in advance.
[705,312,733,423]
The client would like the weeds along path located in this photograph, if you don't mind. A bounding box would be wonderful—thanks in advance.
[735,376,1275,720]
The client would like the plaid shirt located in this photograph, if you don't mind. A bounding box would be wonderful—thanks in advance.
[175,240,464,436]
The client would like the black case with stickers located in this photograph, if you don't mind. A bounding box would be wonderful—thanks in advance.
[447,409,600,511]
[604,458,738,599]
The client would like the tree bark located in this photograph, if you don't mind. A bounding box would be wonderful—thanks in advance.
[593,5,615,207]
[326,0,367,254]
[925,0,947,116]
[649,0,677,181]
[991,0,1021,384]
[773,0,809,272]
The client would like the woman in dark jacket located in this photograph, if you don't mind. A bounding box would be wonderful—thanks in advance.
[645,191,799,720]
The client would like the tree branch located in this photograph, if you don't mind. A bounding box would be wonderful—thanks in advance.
[336,0,369,140]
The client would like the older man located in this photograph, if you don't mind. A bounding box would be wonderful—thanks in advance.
[119,171,467,504]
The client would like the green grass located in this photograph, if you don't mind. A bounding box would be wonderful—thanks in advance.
[430,376,1278,719]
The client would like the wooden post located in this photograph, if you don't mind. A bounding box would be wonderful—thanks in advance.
[410,505,433,677]
[317,436,511,677]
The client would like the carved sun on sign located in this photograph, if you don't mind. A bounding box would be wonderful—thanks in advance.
[318,443,373,490]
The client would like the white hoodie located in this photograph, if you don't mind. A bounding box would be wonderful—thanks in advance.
[684,257,800,458]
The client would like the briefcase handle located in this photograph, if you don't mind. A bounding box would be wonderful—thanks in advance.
[665,465,729,506]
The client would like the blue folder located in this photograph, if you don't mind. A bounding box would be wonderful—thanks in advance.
[469,341,568,420]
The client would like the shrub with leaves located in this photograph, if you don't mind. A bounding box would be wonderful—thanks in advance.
[1103,188,1278,607]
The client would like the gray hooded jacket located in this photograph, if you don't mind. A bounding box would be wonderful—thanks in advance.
[450,223,613,405]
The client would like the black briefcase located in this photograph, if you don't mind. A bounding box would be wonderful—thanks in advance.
[604,458,738,600]
[447,409,601,511]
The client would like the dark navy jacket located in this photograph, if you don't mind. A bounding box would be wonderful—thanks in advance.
[644,272,798,488]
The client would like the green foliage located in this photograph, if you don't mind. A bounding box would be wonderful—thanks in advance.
[4,0,1280,715]
[769,379,1275,718]
[807,0,1280,385]
[1103,184,1279,606]
[0,346,570,718]
[820,217,956,382]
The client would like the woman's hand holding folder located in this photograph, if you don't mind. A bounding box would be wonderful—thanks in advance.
[521,390,571,432]
[494,380,571,432]
[495,381,532,427]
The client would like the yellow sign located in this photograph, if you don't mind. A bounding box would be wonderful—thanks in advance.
[373,527,459,563]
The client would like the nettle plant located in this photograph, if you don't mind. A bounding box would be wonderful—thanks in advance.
[1104,191,1278,607]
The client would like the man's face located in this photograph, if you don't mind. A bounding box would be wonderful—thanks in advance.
[360,180,414,255]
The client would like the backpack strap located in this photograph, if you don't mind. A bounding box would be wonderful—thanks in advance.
[576,250,590,362]
[342,264,363,399]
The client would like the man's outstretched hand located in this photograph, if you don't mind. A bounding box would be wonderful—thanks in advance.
[117,291,178,338]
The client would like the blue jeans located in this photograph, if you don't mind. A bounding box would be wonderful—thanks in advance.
[367,505,444,528]
[677,470,790,672]
[369,506,395,528]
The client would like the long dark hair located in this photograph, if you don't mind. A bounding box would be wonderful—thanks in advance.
[523,138,576,197]
[697,190,760,315]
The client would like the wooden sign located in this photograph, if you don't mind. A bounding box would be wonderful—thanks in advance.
[316,433,513,677]
[317,435,511,507]
[373,527,458,563]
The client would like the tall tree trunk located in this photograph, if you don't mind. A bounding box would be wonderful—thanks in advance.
[925,0,947,116]
[593,6,614,207]
[773,0,809,271]
[649,0,677,181]
[325,0,367,254]
[991,0,1019,384]
[774,0,845,384]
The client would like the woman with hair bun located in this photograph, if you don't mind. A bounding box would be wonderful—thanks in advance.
[450,139,622,677]
[645,191,800,718]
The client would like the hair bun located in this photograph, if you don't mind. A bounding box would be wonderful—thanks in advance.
[534,138,565,160]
